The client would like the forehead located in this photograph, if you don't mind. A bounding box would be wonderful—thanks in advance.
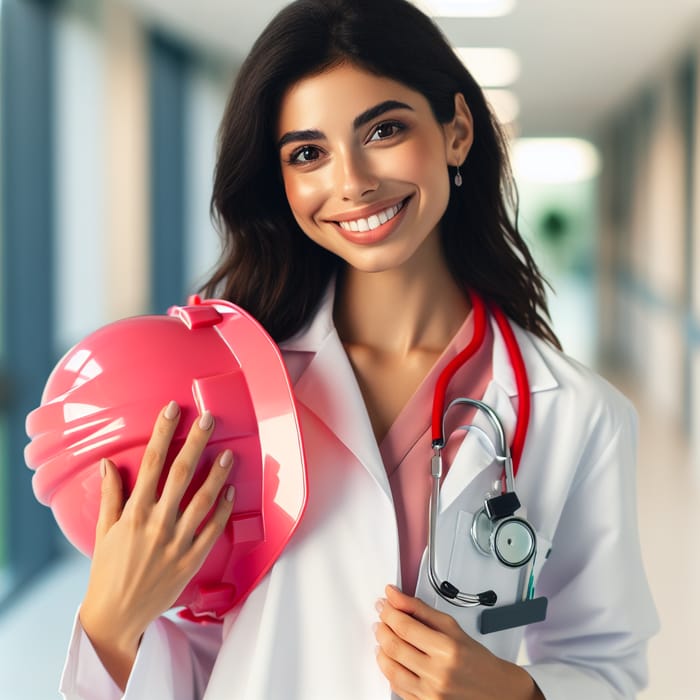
[277,63,430,134]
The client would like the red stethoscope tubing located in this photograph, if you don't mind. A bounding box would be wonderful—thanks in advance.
[430,291,531,477]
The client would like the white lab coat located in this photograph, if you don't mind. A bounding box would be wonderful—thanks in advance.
[59,285,658,700]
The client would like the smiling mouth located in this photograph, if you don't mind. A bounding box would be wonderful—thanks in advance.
[336,198,408,233]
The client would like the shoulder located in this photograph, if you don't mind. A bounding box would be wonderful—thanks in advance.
[519,327,638,439]
[515,331,641,513]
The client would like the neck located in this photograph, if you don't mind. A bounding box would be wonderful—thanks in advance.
[333,234,471,357]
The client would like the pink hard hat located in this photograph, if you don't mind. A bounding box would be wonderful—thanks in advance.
[25,296,307,621]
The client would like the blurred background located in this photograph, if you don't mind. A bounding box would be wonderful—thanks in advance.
[1,0,699,697]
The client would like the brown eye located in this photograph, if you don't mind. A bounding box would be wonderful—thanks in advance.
[368,121,405,142]
[290,145,322,163]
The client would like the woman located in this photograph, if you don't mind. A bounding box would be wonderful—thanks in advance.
[62,0,658,698]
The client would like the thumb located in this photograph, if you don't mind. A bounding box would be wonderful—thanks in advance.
[385,584,457,634]
[95,458,124,540]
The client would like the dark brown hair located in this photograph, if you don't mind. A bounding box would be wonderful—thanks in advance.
[203,0,559,347]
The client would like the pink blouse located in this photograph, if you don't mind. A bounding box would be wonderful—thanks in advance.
[379,312,493,595]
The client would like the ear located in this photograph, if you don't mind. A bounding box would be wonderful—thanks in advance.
[443,93,474,167]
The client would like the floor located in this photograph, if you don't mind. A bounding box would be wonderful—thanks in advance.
[0,376,698,699]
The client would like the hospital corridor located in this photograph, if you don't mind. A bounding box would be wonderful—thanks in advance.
[2,1,700,699]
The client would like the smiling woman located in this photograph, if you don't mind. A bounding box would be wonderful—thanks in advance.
[204,0,557,347]
[276,65,468,270]
[57,1,658,699]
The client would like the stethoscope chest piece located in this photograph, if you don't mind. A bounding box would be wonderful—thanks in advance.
[471,496,536,568]
[493,514,536,567]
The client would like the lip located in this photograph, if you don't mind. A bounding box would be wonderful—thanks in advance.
[328,196,409,224]
[328,196,412,246]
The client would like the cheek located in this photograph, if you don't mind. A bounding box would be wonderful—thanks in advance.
[282,173,326,223]
[392,138,451,197]
[401,143,452,220]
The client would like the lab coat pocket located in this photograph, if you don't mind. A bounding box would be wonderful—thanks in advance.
[437,509,551,659]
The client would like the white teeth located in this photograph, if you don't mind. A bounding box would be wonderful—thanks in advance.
[338,200,404,233]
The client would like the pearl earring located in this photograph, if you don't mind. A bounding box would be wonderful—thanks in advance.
[454,166,463,188]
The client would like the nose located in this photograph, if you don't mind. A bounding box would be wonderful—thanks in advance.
[335,148,378,201]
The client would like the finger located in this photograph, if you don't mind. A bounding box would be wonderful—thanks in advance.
[375,617,429,678]
[176,449,234,539]
[186,484,235,566]
[95,458,124,541]
[375,645,421,700]
[158,410,215,509]
[379,594,446,657]
[130,401,181,505]
[385,584,461,636]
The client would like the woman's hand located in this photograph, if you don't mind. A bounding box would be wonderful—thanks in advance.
[374,585,544,700]
[79,401,235,690]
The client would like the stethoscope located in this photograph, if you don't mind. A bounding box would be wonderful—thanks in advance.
[427,291,548,633]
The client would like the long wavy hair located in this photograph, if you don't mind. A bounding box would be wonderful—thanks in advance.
[203,0,560,348]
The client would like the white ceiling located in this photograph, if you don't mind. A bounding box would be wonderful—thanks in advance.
[123,0,700,137]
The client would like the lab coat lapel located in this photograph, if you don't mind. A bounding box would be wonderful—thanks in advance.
[438,318,559,512]
[283,287,392,501]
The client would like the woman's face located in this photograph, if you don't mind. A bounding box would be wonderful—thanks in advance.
[276,63,472,273]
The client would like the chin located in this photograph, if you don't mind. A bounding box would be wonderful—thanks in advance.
[343,256,413,275]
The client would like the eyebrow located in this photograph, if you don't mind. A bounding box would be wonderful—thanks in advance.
[353,100,414,129]
[277,100,414,150]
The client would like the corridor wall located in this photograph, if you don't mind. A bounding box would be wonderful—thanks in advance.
[598,40,700,478]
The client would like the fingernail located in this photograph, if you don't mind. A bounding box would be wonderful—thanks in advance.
[219,449,233,469]
[198,410,213,431]
[100,458,107,478]
[386,584,400,594]
[225,485,235,503]
[375,598,385,614]
[164,400,180,420]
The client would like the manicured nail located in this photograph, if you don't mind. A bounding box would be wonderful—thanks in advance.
[100,458,107,478]
[225,485,235,503]
[375,598,385,614]
[198,410,213,431]
[164,400,180,420]
[219,449,233,469]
